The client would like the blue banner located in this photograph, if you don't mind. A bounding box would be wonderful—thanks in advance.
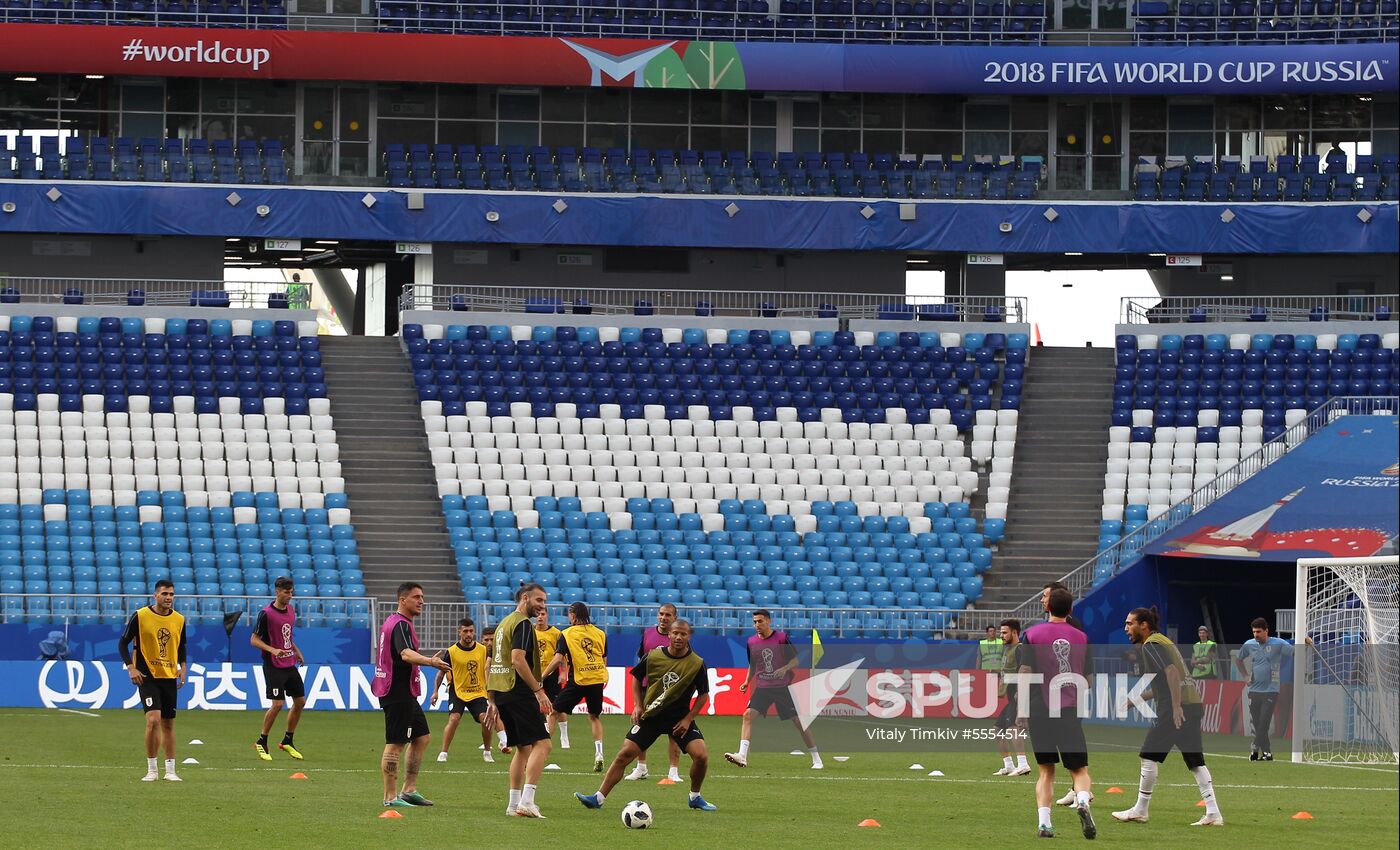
[1148,415,1399,562]
[4,623,369,665]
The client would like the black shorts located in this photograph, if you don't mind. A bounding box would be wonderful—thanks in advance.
[138,678,178,719]
[747,686,798,720]
[264,665,305,701]
[495,696,549,747]
[449,694,490,722]
[542,676,563,703]
[552,682,606,717]
[1140,703,1206,769]
[994,696,1018,731]
[626,715,704,752]
[381,698,430,745]
[1028,712,1089,771]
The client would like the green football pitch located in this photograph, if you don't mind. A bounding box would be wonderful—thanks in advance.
[2,708,1395,848]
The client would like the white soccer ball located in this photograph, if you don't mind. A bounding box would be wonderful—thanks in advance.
[621,800,653,829]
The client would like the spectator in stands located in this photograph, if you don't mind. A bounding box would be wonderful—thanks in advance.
[1234,617,1292,762]
[980,625,1005,671]
[1190,626,1219,679]
[1326,141,1348,171]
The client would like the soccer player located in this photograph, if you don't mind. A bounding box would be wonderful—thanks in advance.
[371,582,451,808]
[1041,581,1095,810]
[625,602,683,783]
[574,618,718,812]
[431,618,504,763]
[486,583,553,818]
[119,579,187,782]
[544,601,610,772]
[251,577,305,761]
[1112,606,1224,828]
[1234,616,1292,761]
[1020,587,1095,840]
[992,618,1030,777]
[533,608,564,742]
[725,609,822,770]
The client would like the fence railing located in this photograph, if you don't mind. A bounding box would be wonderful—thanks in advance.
[1009,396,1399,623]
[1121,294,1399,324]
[0,277,311,310]
[400,283,1026,323]
[5,4,1394,46]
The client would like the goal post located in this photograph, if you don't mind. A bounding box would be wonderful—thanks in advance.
[1291,555,1399,765]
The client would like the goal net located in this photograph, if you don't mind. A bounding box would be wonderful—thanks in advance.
[1292,555,1399,764]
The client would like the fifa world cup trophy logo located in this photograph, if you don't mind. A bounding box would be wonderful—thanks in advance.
[466,660,479,687]
[156,628,171,659]
[760,647,774,675]
[281,623,292,651]
[1051,639,1073,675]
[580,637,596,662]
[648,671,681,712]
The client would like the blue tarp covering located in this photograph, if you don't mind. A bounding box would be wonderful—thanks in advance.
[1,182,1396,255]
[1148,415,1399,562]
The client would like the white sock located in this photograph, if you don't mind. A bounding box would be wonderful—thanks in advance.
[737,739,749,758]
[165,759,176,774]
[1136,758,1159,813]
[809,748,821,763]
[1003,756,1014,770]
[1038,806,1052,827]
[594,790,607,804]
[668,765,682,779]
[634,760,648,773]
[594,740,604,758]
[1016,754,1029,768]
[689,791,702,802]
[508,788,521,809]
[497,730,508,747]
[521,783,537,807]
[1191,765,1221,817]
[147,757,158,773]
[1077,790,1092,808]
[558,721,569,742]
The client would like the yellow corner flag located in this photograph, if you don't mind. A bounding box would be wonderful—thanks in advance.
[811,628,824,669]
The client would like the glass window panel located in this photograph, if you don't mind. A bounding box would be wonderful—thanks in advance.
[238,115,295,149]
[1312,95,1369,130]
[122,112,165,140]
[437,121,494,146]
[631,90,688,124]
[905,130,962,155]
[587,123,629,149]
[750,126,777,154]
[378,118,437,147]
[793,100,820,127]
[793,128,820,152]
[862,94,903,130]
[864,129,902,155]
[905,96,962,130]
[1167,132,1213,158]
[439,86,496,120]
[0,77,58,111]
[1092,102,1122,154]
[340,88,370,142]
[586,89,628,124]
[691,92,723,125]
[201,114,236,141]
[498,121,539,146]
[750,98,777,126]
[201,80,238,115]
[541,122,585,148]
[165,79,198,114]
[1168,103,1213,132]
[1373,130,1398,153]
[121,83,164,113]
[1012,131,1048,158]
[60,77,110,112]
[1219,97,1260,131]
[1129,132,1167,163]
[966,132,1007,156]
[1262,96,1308,130]
[237,80,295,116]
[378,84,435,120]
[631,124,688,151]
[1129,98,1167,131]
[690,125,724,150]
[819,128,860,152]
[1374,96,1398,128]
[821,94,861,129]
[542,88,586,122]
[965,103,1010,132]
[499,93,540,122]
[165,114,199,141]
[1011,98,1048,130]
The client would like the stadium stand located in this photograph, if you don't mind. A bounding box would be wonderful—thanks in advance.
[0,136,289,185]
[1095,325,1400,582]
[0,311,368,625]
[1134,152,1400,202]
[3,0,1394,45]
[401,318,1026,632]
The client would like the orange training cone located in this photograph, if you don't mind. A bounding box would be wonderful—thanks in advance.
[657,778,678,785]
[1196,800,1207,807]
[378,811,404,819]
[858,819,881,828]
[1033,323,1044,347]
[1292,812,1314,820]
[1106,787,1124,794]
[290,772,308,780]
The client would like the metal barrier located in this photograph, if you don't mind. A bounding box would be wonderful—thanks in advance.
[1121,294,1399,324]
[0,277,311,310]
[400,283,1026,323]
[1008,395,1400,623]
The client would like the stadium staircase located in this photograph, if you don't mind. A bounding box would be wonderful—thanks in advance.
[976,346,1113,609]
[318,336,460,604]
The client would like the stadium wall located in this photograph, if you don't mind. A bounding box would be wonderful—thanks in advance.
[0,233,225,280]
[1150,255,1400,298]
